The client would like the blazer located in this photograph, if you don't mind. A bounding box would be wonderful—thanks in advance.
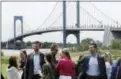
[110,60,121,79]
[24,52,45,79]
[42,63,56,79]
[80,55,107,79]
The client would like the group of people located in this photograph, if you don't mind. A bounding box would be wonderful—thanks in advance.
[1,41,121,79]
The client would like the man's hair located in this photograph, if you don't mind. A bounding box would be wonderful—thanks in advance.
[34,41,41,46]
[50,43,58,51]
[45,53,52,63]
[89,43,97,48]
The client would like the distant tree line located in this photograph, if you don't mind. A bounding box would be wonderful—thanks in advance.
[1,41,76,49]
[1,39,121,50]
[110,39,121,50]
[79,38,102,51]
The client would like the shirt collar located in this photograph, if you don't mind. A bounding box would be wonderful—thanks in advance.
[34,51,40,55]
[89,53,98,58]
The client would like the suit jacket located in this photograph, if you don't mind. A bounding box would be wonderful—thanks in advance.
[24,52,45,79]
[110,60,121,79]
[80,55,107,79]
[42,63,56,79]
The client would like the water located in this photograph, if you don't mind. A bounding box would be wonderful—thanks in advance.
[2,49,50,56]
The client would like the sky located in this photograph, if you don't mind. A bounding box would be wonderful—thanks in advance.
[2,2,121,43]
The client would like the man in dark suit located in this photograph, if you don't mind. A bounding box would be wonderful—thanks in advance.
[24,41,45,79]
[50,43,59,79]
[50,43,59,67]
[79,43,107,79]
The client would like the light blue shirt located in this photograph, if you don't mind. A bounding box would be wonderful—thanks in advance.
[86,55,100,76]
[33,53,41,74]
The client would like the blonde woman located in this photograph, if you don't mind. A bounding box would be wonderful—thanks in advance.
[104,52,113,79]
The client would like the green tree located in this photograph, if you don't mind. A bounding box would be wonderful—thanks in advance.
[95,40,102,47]
[110,39,121,49]
[81,38,95,44]
[26,41,32,47]
[80,38,95,51]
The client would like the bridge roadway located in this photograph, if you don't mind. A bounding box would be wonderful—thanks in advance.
[7,25,120,43]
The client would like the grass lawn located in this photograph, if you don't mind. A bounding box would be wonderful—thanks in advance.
[2,64,8,79]
[1,49,121,79]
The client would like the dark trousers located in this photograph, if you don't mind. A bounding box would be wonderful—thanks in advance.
[32,74,41,79]
[86,74,100,79]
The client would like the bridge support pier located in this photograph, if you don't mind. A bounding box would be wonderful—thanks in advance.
[13,16,23,49]
[63,1,80,48]
[64,30,80,47]
[103,27,121,46]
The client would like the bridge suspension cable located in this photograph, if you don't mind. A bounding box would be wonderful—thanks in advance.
[23,21,33,31]
[89,2,118,24]
[7,24,14,41]
[80,5,101,25]
[47,2,71,29]
[35,2,59,30]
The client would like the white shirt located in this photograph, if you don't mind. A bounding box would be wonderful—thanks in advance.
[86,55,100,76]
[59,75,72,79]
[105,62,112,79]
[33,53,41,75]
[7,67,21,79]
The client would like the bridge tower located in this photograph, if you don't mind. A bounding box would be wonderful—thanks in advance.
[14,16,23,49]
[63,1,80,47]
[103,26,121,46]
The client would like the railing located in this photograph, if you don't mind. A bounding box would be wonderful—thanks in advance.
[8,24,120,41]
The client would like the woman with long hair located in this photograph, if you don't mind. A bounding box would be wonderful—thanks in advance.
[19,50,27,79]
[42,53,56,79]
[7,56,21,79]
[105,52,113,65]
[56,50,76,79]
[104,52,112,79]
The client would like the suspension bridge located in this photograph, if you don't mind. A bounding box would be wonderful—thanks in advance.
[5,2,121,49]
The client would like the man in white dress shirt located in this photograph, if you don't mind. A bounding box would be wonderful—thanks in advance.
[80,43,107,79]
[24,41,45,79]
